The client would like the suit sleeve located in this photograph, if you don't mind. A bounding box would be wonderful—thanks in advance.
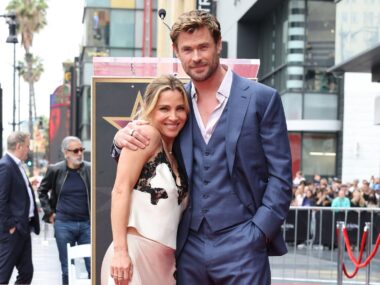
[251,90,293,239]
[0,163,16,230]
[110,140,121,162]
[37,166,55,221]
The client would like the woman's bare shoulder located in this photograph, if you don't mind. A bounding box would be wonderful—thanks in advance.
[140,125,162,150]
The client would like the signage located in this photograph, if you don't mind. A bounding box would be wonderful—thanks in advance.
[197,0,215,14]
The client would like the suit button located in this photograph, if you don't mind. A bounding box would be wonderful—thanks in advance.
[201,209,209,213]
[202,194,209,199]
[204,151,210,156]
[204,180,209,185]
[204,165,209,170]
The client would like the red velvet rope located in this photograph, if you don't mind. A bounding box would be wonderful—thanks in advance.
[341,226,380,277]
[342,229,367,278]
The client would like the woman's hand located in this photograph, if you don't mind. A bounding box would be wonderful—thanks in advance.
[110,248,133,285]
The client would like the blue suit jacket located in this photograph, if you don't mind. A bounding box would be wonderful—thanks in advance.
[176,72,292,257]
[0,154,40,236]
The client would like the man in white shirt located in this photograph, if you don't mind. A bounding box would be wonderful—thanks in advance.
[0,131,40,284]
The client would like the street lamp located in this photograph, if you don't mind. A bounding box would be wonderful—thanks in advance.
[1,12,18,131]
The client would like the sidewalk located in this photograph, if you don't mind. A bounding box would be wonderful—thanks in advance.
[9,220,88,284]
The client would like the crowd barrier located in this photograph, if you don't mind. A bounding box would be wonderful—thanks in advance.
[270,207,380,284]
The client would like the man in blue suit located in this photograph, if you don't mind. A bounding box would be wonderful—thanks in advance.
[0,131,40,284]
[112,10,292,285]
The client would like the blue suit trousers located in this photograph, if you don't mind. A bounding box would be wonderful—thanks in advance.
[177,219,271,285]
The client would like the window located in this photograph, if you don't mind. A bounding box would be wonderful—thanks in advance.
[86,0,109,7]
[302,133,336,177]
[83,9,110,47]
[282,93,303,119]
[304,93,338,120]
[305,70,337,93]
[110,10,135,47]
[305,1,335,67]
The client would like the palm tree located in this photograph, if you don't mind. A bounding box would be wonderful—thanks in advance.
[17,54,44,126]
[6,0,48,135]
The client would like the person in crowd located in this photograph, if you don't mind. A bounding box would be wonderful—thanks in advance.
[367,191,378,208]
[292,185,305,206]
[293,171,305,187]
[360,180,372,202]
[0,131,40,284]
[372,176,380,191]
[331,188,351,209]
[315,188,331,207]
[38,136,91,285]
[111,10,292,285]
[313,174,321,186]
[301,186,316,206]
[331,177,341,193]
[101,75,189,285]
[349,178,360,194]
[350,189,366,207]
[325,186,336,203]
[319,177,329,189]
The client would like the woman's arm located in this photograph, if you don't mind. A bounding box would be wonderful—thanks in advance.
[110,125,160,283]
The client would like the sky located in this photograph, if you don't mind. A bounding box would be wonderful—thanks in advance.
[0,0,84,146]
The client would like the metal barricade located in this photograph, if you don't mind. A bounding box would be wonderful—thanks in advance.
[270,207,380,284]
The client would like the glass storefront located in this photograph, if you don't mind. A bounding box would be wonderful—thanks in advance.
[289,132,337,178]
[302,133,337,177]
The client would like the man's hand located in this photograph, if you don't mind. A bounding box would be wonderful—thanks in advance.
[49,213,56,224]
[114,121,150,151]
[9,227,16,234]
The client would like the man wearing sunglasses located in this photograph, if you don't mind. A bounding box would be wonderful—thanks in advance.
[38,136,91,285]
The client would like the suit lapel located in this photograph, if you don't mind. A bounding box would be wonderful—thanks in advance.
[180,83,194,178]
[6,154,26,183]
[226,74,250,176]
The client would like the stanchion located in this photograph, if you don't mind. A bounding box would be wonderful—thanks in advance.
[337,221,345,285]
[365,222,371,285]
[338,221,380,284]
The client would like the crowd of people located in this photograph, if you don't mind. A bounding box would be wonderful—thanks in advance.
[291,171,380,209]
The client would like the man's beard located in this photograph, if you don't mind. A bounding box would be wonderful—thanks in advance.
[187,53,219,82]
[71,157,83,167]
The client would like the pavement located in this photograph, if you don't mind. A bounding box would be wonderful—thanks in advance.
[7,219,379,285]
[9,220,88,285]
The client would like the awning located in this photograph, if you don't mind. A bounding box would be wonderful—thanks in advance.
[327,43,380,81]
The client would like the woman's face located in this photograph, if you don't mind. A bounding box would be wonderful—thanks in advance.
[352,190,361,200]
[150,89,188,141]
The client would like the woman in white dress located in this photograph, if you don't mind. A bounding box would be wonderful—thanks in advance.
[101,75,189,285]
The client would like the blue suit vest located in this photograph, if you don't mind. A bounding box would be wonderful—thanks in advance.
[190,105,251,231]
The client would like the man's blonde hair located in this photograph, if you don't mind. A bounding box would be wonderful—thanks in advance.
[7,131,30,151]
[170,10,221,47]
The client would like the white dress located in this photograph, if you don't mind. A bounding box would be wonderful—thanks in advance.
[101,150,188,285]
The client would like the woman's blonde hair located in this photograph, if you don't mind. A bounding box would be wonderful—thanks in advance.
[138,75,189,121]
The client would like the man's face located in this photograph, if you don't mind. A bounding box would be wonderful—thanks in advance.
[173,26,221,83]
[64,140,84,168]
[18,138,30,162]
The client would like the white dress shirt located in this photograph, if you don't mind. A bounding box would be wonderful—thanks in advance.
[7,151,35,218]
[190,67,233,144]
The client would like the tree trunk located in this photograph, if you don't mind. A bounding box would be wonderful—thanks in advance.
[26,52,34,138]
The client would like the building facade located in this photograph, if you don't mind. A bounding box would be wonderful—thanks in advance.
[75,0,160,150]
[332,0,380,182]
[217,0,342,179]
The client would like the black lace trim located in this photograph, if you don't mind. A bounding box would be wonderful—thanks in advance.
[134,150,188,205]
